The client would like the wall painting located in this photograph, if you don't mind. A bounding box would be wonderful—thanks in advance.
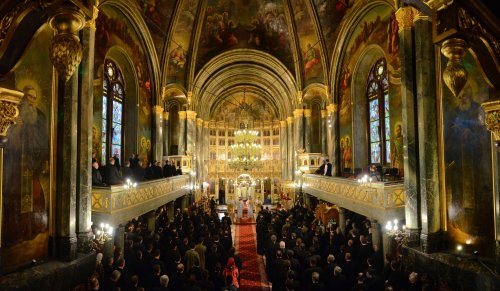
[442,53,493,254]
[0,25,53,272]
[194,0,295,75]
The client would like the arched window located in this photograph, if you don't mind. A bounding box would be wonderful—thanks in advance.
[102,59,125,164]
[367,58,390,164]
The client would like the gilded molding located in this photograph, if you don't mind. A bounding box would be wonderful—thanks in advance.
[423,0,454,11]
[293,109,304,118]
[86,4,99,30]
[48,6,86,82]
[441,38,468,97]
[303,109,312,118]
[481,100,500,142]
[153,105,164,115]
[196,118,203,127]
[395,7,417,32]
[163,111,169,120]
[287,116,293,124]
[0,88,22,137]
[179,111,187,119]
[297,91,303,105]
[413,11,431,23]
[161,85,168,101]
[327,103,338,113]
[186,110,197,120]
[0,0,30,48]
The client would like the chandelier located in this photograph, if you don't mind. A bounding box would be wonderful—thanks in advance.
[229,127,262,171]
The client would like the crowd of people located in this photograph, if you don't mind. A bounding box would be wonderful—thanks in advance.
[87,202,242,291]
[256,204,432,291]
[92,154,183,187]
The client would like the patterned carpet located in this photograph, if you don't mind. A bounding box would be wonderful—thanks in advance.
[235,215,270,291]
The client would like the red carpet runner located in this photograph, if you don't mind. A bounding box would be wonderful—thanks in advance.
[235,217,270,290]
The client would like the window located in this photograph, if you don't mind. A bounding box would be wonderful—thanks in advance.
[218,139,225,146]
[264,139,271,146]
[367,58,390,164]
[273,128,279,135]
[263,130,271,136]
[210,129,216,136]
[228,139,234,146]
[210,138,216,146]
[218,129,225,137]
[228,130,234,137]
[102,59,125,164]
[273,138,279,145]
[210,152,216,160]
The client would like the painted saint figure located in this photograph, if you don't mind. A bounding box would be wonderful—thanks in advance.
[391,124,404,177]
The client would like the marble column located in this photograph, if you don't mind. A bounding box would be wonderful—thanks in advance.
[166,201,175,221]
[327,104,338,175]
[370,220,382,251]
[280,121,288,180]
[203,121,210,181]
[196,118,203,180]
[415,13,441,253]
[287,117,294,180]
[114,225,125,252]
[163,111,169,157]
[293,109,304,152]
[178,111,187,155]
[339,207,346,235]
[396,7,420,246]
[76,21,96,252]
[480,100,500,273]
[153,105,164,162]
[185,111,196,155]
[304,109,312,153]
[321,110,327,155]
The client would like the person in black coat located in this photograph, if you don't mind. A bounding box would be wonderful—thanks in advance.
[145,162,155,180]
[133,160,145,182]
[175,166,183,176]
[92,161,106,186]
[163,161,174,177]
[106,157,122,185]
[122,160,133,182]
[153,161,163,179]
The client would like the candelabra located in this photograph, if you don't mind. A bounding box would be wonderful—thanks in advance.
[93,223,114,245]
[124,178,137,189]
[229,127,262,171]
[385,219,408,248]
[357,174,373,186]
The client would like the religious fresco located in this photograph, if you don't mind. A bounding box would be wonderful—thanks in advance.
[135,0,178,57]
[195,0,295,75]
[93,6,152,163]
[313,0,353,60]
[165,0,200,86]
[291,0,323,85]
[1,25,53,271]
[338,5,401,166]
[442,53,493,254]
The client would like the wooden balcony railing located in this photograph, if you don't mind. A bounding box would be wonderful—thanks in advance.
[302,174,405,222]
[92,175,190,225]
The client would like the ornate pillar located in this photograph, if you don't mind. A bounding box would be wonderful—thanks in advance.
[178,111,186,155]
[293,109,304,152]
[304,109,312,153]
[415,12,441,253]
[76,4,98,252]
[370,219,382,251]
[196,118,203,180]
[186,111,196,155]
[163,111,169,157]
[280,120,287,180]
[0,89,21,261]
[113,225,125,253]
[321,110,327,155]
[327,104,338,174]
[396,6,420,246]
[287,116,294,180]
[49,5,86,261]
[203,121,210,181]
[481,100,500,273]
[338,207,346,235]
[153,105,164,162]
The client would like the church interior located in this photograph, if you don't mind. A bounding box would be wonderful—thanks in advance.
[0,0,499,290]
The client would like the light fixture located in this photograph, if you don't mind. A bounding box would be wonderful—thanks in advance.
[456,245,463,251]
[228,124,262,171]
[93,222,114,245]
[385,219,408,248]
[124,178,137,189]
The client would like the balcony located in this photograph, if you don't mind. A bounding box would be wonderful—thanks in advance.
[92,175,191,225]
[302,174,405,222]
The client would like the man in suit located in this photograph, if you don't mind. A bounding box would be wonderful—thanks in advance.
[92,160,106,186]
[163,160,174,177]
[122,160,133,181]
[324,159,333,176]
[106,157,122,185]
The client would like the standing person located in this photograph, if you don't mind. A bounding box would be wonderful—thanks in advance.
[106,157,122,185]
[224,258,239,290]
[92,161,106,186]
[247,197,254,219]
[133,160,145,182]
[163,160,173,177]
[237,198,243,220]
[153,161,163,179]
[122,160,133,182]
[175,165,183,176]
[324,159,333,176]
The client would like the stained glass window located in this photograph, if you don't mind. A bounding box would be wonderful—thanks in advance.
[367,58,390,164]
[102,59,125,164]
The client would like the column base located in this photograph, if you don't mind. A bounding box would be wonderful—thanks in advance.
[420,231,442,253]
[55,236,77,261]
[77,231,94,253]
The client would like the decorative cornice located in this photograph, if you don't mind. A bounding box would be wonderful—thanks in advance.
[186,110,197,120]
[413,11,431,23]
[178,111,187,119]
[395,7,417,32]
[481,100,500,142]
[0,87,22,138]
[303,109,312,118]
[423,0,454,11]
[293,109,304,118]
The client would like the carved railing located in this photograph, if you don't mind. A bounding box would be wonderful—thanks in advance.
[92,175,190,225]
[302,174,405,221]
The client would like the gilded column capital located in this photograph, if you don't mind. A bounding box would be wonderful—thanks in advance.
[441,38,468,97]
[280,120,286,127]
[179,111,187,119]
[303,109,312,118]
[186,110,197,120]
[203,121,210,128]
[196,118,203,127]
[481,100,500,143]
[163,111,169,120]
[85,3,99,30]
[0,88,22,139]
[187,91,193,105]
[297,91,303,105]
[48,5,86,82]
[326,103,338,114]
[321,110,327,118]
[287,116,293,124]
[293,109,304,118]
[395,7,417,32]
[153,105,164,115]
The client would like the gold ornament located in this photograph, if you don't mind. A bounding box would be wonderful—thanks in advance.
[0,87,22,139]
[441,38,468,97]
[482,100,500,143]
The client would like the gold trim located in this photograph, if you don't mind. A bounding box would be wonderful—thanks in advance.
[293,109,304,118]
[297,91,303,104]
[186,110,197,120]
[280,120,286,127]
[287,116,293,124]
[395,7,417,32]
[196,118,203,127]
[187,91,193,105]
[178,111,187,119]
[326,103,338,113]
[203,121,210,128]
[436,49,447,231]
[321,110,327,118]
[423,0,454,11]
[163,111,169,120]
[153,105,164,115]
[413,11,431,23]
[303,109,312,118]
[86,4,99,30]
